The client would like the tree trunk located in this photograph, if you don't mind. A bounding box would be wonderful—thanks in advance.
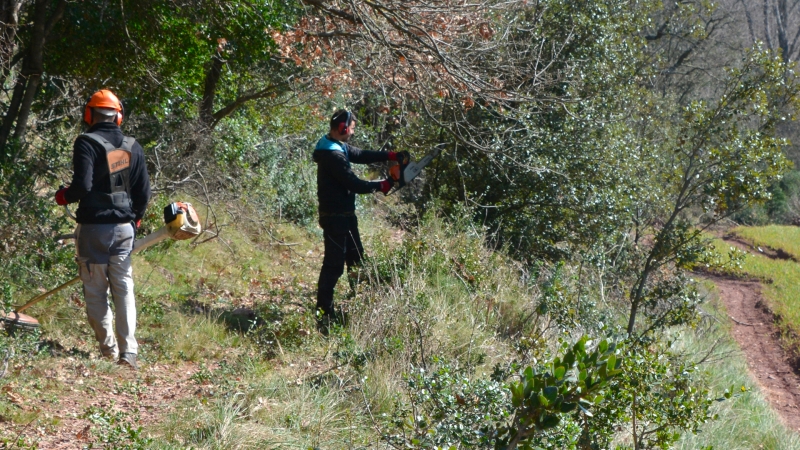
[0,0,65,153]
[0,71,26,152]
[13,73,40,139]
[763,0,774,50]
[200,54,224,127]
[0,0,22,69]
[775,0,790,62]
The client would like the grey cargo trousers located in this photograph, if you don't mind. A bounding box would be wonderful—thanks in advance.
[76,223,137,358]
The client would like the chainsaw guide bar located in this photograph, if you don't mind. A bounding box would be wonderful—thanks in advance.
[390,145,443,190]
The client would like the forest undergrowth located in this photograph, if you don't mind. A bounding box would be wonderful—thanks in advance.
[0,198,793,449]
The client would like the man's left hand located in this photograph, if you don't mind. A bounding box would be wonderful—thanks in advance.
[388,151,411,165]
[131,219,142,235]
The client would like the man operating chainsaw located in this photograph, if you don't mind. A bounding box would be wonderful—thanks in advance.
[54,89,151,370]
[313,110,409,332]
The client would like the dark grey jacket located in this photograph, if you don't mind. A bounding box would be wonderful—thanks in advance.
[64,122,151,224]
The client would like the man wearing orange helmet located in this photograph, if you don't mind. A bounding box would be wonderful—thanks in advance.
[55,89,151,370]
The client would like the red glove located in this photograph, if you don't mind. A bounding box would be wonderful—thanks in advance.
[132,219,142,235]
[378,178,394,195]
[388,151,411,164]
[55,187,68,206]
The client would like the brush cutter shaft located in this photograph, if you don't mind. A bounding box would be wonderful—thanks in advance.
[13,230,165,314]
[15,277,80,314]
[3,202,203,329]
[11,214,192,314]
[132,226,170,253]
[4,203,202,318]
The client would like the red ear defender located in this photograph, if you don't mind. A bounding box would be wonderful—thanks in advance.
[339,111,351,134]
[83,98,92,125]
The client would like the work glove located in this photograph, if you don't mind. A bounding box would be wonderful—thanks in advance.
[131,219,142,235]
[378,178,394,195]
[388,151,411,165]
[55,186,69,206]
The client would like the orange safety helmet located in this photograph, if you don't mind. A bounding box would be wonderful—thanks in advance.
[83,89,123,126]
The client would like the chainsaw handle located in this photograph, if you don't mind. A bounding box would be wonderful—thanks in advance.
[389,165,402,182]
[389,160,409,189]
[64,204,76,221]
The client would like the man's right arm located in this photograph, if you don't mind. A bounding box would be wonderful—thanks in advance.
[318,151,383,194]
[64,137,95,204]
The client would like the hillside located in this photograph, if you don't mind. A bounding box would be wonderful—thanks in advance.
[6,0,800,447]
[0,203,799,448]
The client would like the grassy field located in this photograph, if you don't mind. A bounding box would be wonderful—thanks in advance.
[732,225,800,260]
[716,228,800,342]
[0,203,542,448]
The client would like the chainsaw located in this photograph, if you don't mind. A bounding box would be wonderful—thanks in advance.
[1,202,203,330]
[388,145,443,190]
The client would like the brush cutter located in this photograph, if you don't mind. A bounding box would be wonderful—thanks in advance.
[0,202,202,330]
[389,145,443,190]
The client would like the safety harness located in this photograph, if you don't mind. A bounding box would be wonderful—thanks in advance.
[78,132,136,210]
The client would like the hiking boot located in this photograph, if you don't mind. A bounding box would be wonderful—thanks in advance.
[316,315,332,336]
[118,352,138,371]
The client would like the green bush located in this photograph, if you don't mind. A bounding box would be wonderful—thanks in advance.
[385,336,622,450]
[0,138,77,296]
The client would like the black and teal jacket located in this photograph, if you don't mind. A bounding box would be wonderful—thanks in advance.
[313,135,389,217]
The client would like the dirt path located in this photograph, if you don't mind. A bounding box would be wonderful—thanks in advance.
[706,234,800,432]
[710,276,800,432]
[0,359,203,448]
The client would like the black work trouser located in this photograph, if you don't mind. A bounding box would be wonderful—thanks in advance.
[316,215,364,317]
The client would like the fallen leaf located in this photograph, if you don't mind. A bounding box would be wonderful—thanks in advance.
[76,425,90,441]
[6,391,24,405]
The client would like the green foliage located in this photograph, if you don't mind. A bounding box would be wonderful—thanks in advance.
[81,403,152,449]
[581,339,731,450]
[738,170,800,224]
[498,337,621,449]
[534,262,601,335]
[45,0,299,117]
[0,325,41,366]
[368,209,494,289]
[2,0,798,446]
[385,336,622,450]
[0,142,77,296]
[247,301,314,359]
[385,364,510,449]
[246,142,318,226]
